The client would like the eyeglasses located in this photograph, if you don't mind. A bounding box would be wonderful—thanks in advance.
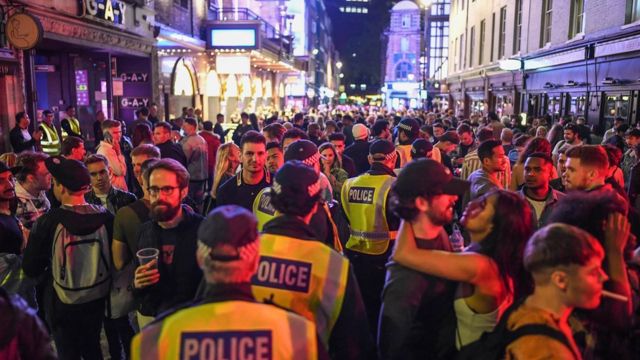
[148,186,181,196]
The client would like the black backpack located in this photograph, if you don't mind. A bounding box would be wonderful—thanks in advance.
[456,298,575,360]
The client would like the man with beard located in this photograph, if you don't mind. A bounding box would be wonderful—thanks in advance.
[216,131,272,211]
[266,141,284,173]
[0,162,23,254]
[133,159,203,327]
[379,159,469,359]
[14,152,51,230]
[552,123,583,157]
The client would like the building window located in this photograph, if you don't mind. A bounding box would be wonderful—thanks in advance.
[569,0,585,38]
[479,19,485,65]
[454,37,458,71]
[514,0,523,53]
[429,21,449,80]
[498,6,507,59]
[174,0,189,8]
[469,26,475,69]
[459,34,465,69]
[395,62,414,80]
[431,0,451,16]
[626,0,640,23]
[490,12,495,62]
[541,0,553,46]
[402,15,411,28]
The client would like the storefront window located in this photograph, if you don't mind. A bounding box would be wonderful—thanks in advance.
[548,96,561,115]
[569,94,586,115]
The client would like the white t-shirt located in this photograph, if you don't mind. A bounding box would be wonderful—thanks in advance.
[21,129,32,141]
[527,197,546,221]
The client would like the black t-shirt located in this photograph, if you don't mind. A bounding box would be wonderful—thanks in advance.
[216,171,272,211]
[0,214,23,254]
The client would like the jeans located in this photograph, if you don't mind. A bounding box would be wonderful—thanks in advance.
[104,316,135,360]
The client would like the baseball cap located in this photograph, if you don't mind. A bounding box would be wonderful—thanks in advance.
[0,161,20,175]
[438,131,460,145]
[197,205,259,261]
[369,139,396,161]
[284,139,321,166]
[273,161,321,201]
[45,156,90,192]
[394,159,469,198]
[397,118,420,137]
[352,123,369,140]
[411,139,433,159]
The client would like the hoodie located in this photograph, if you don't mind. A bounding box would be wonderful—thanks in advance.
[14,181,50,230]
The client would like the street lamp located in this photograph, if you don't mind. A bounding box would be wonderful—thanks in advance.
[336,61,343,70]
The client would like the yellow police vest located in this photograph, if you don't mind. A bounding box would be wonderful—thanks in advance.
[253,188,279,231]
[396,144,412,168]
[251,233,349,346]
[61,117,81,139]
[39,122,60,155]
[341,173,396,255]
[131,300,318,360]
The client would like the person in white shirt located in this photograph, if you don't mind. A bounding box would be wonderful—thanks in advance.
[97,120,128,191]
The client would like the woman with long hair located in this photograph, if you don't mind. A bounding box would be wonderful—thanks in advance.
[318,142,348,201]
[210,142,240,200]
[510,136,557,190]
[392,189,534,348]
[132,123,153,147]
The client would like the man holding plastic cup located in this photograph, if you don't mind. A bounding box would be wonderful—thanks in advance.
[133,159,204,328]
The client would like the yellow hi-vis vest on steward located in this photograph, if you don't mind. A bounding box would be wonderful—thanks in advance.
[341,173,396,255]
[251,234,349,346]
[131,300,318,360]
[39,122,61,155]
[396,144,412,168]
[61,117,81,139]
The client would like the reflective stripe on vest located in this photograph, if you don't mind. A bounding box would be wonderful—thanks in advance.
[251,233,349,346]
[341,174,395,255]
[39,123,60,155]
[396,145,412,168]
[130,301,318,360]
[61,118,81,138]
[253,187,279,231]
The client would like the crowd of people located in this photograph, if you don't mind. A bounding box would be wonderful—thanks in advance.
[0,104,639,359]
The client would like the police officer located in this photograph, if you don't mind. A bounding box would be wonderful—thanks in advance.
[340,139,399,334]
[253,140,343,252]
[39,110,61,156]
[61,105,81,139]
[395,118,420,168]
[253,161,376,359]
[131,205,324,360]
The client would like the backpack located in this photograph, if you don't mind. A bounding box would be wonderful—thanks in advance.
[456,299,575,360]
[51,222,111,305]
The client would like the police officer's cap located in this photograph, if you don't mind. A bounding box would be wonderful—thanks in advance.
[284,139,321,167]
[396,118,420,137]
[273,161,321,200]
[369,139,396,161]
[198,205,259,261]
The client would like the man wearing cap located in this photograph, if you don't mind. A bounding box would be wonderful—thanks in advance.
[434,131,460,173]
[217,131,272,211]
[344,123,371,175]
[133,159,204,326]
[379,159,469,359]
[22,156,113,359]
[395,118,420,168]
[131,205,324,360]
[341,139,400,335]
[411,138,433,161]
[253,161,376,359]
[39,110,61,156]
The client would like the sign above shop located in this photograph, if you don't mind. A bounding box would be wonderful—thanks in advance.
[79,0,127,26]
[216,55,251,75]
[5,13,43,50]
[206,22,260,50]
[35,65,56,72]
[121,97,149,108]
[119,72,148,82]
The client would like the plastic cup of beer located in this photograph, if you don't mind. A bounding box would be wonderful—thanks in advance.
[136,248,159,270]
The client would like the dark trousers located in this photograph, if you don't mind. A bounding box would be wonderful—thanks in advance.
[345,248,391,340]
[188,180,206,212]
[50,305,104,360]
[104,316,135,360]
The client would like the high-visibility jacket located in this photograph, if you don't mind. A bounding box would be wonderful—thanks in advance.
[131,300,318,360]
[396,144,412,168]
[341,173,396,255]
[253,187,278,231]
[61,117,81,139]
[251,233,349,345]
[39,122,60,155]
